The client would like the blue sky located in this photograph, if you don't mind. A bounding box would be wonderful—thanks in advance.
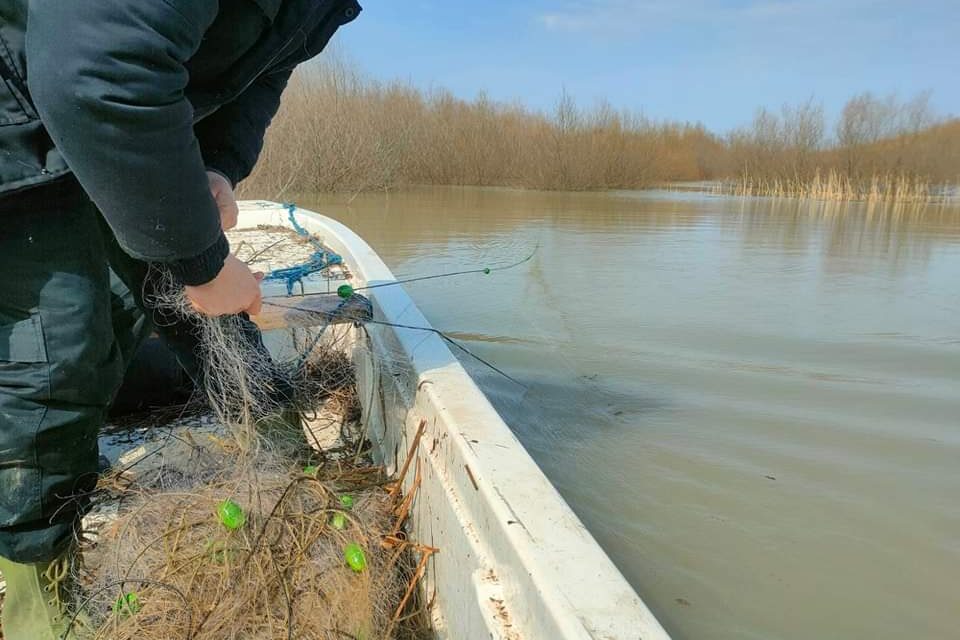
[334,1,959,132]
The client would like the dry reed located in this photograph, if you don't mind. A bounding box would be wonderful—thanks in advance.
[725,95,960,202]
[726,170,935,203]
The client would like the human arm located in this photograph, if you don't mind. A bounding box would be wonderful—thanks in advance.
[195,68,294,187]
[26,0,228,286]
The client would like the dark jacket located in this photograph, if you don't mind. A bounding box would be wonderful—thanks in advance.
[0,0,360,284]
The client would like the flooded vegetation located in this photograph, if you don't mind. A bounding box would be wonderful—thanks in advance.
[725,95,959,202]
[239,57,958,202]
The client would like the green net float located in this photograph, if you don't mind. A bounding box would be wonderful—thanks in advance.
[303,465,319,476]
[344,542,367,572]
[483,267,491,274]
[217,499,246,531]
[331,512,347,530]
[113,592,140,616]
[337,284,354,298]
[339,494,355,509]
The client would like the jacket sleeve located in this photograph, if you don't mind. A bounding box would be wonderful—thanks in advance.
[25,0,228,286]
[195,67,294,187]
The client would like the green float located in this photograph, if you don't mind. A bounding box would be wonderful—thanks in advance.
[344,542,367,572]
[217,499,246,531]
[113,592,140,616]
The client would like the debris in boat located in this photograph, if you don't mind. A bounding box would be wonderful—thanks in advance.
[77,437,426,638]
[76,350,433,639]
[70,258,434,639]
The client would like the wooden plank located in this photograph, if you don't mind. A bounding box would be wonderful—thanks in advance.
[251,293,373,330]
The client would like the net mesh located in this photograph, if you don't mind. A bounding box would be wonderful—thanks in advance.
[75,227,433,640]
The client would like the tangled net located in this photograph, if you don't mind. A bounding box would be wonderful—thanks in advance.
[81,435,429,639]
[76,238,434,640]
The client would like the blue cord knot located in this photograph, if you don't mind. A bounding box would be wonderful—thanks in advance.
[263,203,343,295]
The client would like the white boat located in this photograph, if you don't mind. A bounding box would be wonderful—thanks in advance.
[241,200,670,640]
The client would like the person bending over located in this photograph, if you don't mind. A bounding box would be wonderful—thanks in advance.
[0,1,361,637]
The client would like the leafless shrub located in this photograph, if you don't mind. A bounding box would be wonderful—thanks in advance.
[239,57,724,196]
[238,55,958,201]
[727,92,957,201]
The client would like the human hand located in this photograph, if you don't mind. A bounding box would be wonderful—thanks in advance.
[207,170,238,231]
[184,254,264,316]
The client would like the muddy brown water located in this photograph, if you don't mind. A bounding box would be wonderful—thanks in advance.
[293,186,960,640]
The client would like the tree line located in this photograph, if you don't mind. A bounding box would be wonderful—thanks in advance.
[241,55,958,202]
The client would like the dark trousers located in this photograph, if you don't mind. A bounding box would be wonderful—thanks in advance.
[0,178,198,562]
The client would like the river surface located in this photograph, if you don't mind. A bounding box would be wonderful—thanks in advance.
[299,186,960,640]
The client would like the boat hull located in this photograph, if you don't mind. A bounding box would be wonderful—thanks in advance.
[240,201,670,640]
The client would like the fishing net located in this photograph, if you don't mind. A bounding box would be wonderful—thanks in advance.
[73,226,434,640]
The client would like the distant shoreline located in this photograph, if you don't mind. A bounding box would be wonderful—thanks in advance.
[240,60,960,204]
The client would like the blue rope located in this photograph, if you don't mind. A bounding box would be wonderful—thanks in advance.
[264,203,343,295]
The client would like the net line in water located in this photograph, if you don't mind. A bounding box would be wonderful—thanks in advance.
[253,206,537,388]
